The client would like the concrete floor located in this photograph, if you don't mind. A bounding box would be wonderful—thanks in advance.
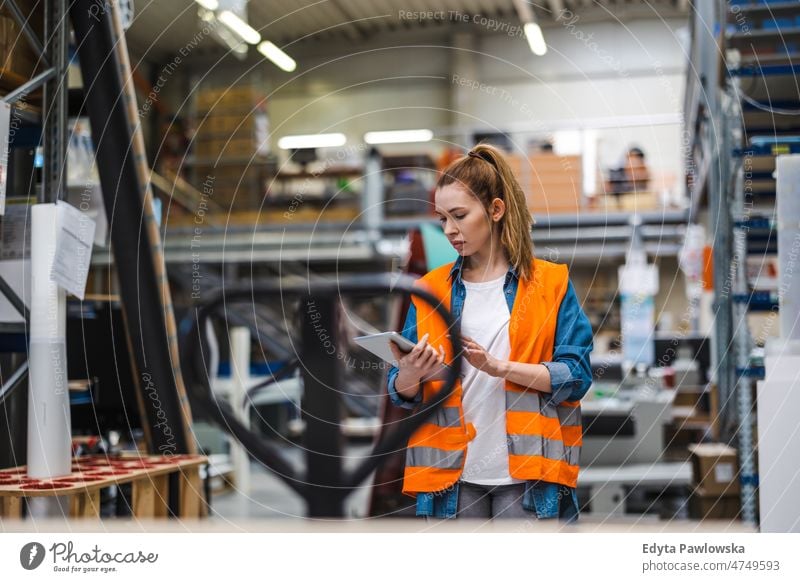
[208,442,374,520]
[204,442,748,530]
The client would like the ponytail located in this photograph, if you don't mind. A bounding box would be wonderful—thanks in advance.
[436,144,534,280]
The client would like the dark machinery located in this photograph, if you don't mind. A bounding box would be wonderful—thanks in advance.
[181,274,462,518]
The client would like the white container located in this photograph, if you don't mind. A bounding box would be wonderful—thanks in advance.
[26,203,71,480]
[776,155,800,341]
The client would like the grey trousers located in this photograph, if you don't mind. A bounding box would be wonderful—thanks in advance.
[455,481,530,519]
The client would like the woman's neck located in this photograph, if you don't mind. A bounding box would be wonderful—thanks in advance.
[463,240,509,282]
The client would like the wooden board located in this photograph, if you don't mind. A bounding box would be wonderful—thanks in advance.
[0,455,208,520]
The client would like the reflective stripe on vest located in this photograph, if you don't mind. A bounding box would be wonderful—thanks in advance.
[432,406,461,428]
[406,446,464,470]
[509,435,581,465]
[401,258,580,496]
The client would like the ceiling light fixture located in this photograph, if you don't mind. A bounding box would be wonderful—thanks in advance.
[218,10,261,44]
[258,41,297,72]
[194,0,219,10]
[364,129,434,145]
[524,22,547,56]
[278,133,347,150]
[512,0,547,56]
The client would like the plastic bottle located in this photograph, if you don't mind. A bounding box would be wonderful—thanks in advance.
[618,216,659,369]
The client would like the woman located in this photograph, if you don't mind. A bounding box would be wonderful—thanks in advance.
[387,144,593,520]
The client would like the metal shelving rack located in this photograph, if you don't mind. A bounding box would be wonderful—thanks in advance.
[685,0,800,527]
[0,0,69,406]
[727,0,800,527]
[123,209,689,270]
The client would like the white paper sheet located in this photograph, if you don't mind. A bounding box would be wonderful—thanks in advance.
[50,200,96,300]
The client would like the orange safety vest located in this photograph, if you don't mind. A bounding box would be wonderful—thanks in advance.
[401,257,583,496]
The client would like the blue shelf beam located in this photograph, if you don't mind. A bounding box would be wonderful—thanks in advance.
[733,290,780,311]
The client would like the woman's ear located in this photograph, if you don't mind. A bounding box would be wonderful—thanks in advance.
[491,198,506,222]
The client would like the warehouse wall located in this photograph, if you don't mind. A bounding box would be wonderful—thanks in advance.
[167,16,692,339]
[263,18,687,173]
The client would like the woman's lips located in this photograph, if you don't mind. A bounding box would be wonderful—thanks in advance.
[452,241,465,250]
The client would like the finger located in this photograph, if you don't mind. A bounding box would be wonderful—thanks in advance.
[466,341,482,354]
[389,342,403,362]
[409,333,428,360]
[430,354,445,375]
[413,333,429,355]
[426,346,442,369]
[420,345,438,367]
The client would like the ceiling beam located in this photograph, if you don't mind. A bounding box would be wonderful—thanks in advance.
[328,0,371,41]
[545,0,566,19]
[512,0,535,23]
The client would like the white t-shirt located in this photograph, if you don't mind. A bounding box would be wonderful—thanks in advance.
[459,273,525,486]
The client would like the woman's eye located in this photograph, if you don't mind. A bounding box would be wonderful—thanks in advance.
[454,215,465,220]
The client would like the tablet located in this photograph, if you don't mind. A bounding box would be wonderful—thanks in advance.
[353,332,462,377]
[353,331,416,366]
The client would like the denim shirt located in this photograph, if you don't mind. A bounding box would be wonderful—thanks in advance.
[387,256,594,520]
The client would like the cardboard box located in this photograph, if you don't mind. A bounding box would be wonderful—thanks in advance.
[688,443,740,496]
[528,154,582,214]
[0,0,44,80]
[195,86,267,113]
[194,136,268,159]
[503,152,583,215]
[592,191,661,212]
[190,164,267,210]
[688,488,741,520]
[193,164,264,182]
[195,114,261,138]
[0,15,38,79]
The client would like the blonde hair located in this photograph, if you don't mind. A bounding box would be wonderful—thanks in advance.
[435,143,534,280]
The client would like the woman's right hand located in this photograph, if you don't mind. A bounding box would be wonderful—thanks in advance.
[389,333,446,382]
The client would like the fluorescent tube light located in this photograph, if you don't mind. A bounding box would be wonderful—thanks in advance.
[218,10,261,44]
[364,129,434,145]
[278,133,347,150]
[258,41,297,72]
[524,22,547,56]
[194,0,218,10]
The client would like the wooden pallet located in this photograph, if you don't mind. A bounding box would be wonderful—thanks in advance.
[0,454,208,520]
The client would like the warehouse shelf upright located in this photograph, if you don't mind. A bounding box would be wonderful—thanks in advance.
[685,0,800,527]
[684,0,735,520]
[0,0,70,474]
[0,0,69,407]
[727,0,800,528]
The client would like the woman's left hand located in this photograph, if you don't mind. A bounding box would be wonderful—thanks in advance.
[461,336,504,377]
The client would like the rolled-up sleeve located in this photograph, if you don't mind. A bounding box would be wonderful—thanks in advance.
[542,280,594,406]
[387,302,422,409]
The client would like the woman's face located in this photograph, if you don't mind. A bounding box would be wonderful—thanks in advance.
[434,183,502,256]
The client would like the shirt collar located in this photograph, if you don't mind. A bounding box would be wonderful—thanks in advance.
[447,255,519,283]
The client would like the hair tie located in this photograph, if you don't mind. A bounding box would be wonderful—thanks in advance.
[468,150,497,169]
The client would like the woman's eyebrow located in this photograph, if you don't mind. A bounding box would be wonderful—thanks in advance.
[434,207,467,215]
